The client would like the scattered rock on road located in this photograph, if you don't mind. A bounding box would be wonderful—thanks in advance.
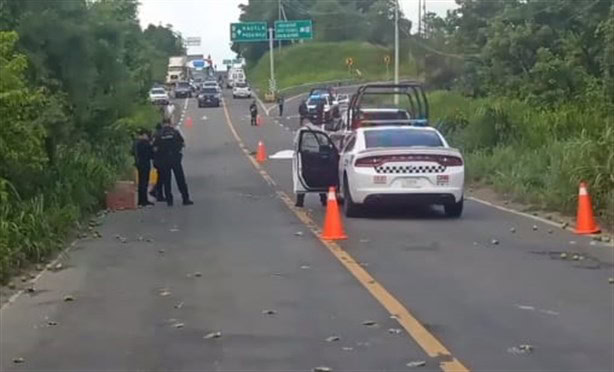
[325,335,340,342]
[388,328,403,334]
[47,320,58,326]
[159,289,171,297]
[63,295,75,302]
[532,225,538,231]
[342,346,354,351]
[13,357,25,364]
[561,222,569,229]
[313,367,332,372]
[560,252,568,259]
[406,360,426,368]
[294,231,304,237]
[173,322,185,329]
[300,265,311,270]
[7,282,16,290]
[608,277,613,284]
[193,271,203,278]
[262,309,277,315]
[174,302,184,309]
[26,286,35,293]
[491,239,500,245]
[508,344,534,355]
[509,227,516,233]
[362,320,377,327]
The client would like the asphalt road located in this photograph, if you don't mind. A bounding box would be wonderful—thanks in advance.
[1,87,613,371]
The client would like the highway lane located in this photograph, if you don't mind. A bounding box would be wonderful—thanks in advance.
[224,88,614,370]
[1,97,431,371]
[0,90,612,371]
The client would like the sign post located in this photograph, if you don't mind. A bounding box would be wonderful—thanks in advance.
[269,27,276,96]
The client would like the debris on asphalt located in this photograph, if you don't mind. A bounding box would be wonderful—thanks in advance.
[47,320,58,326]
[13,357,25,364]
[159,289,171,297]
[193,271,203,278]
[572,254,580,261]
[406,360,427,368]
[390,314,399,320]
[509,227,516,233]
[204,331,222,339]
[608,277,614,284]
[294,231,304,237]
[602,236,611,243]
[7,282,16,290]
[54,263,63,271]
[174,302,184,309]
[569,240,577,245]
[362,320,377,327]
[539,309,559,316]
[560,252,568,259]
[515,305,535,311]
[158,249,165,254]
[20,276,27,282]
[312,367,332,372]
[491,239,500,245]
[35,264,43,271]
[359,262,369,267]
[562,222,569,229]
[592,236,602,242]
[26,286,35,293]
[137,235,144,242]
[508,344,534,355]
[547,229,553,234]
[169,227,180,232]
[63,295,75,302]
[93,230,102,238]
[532,225,538,231]
[341,346,354,351]
[145,237,154,243]
[262,309,277,315]
[388,328,403,334]
[173,322,185,329]
[300,265,311,270]
[325,336,340,342]
[29,273,36,279]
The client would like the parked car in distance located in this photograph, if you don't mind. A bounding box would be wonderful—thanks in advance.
[198,87,221,107]
[149,87,169,105]
[232,82,252,98]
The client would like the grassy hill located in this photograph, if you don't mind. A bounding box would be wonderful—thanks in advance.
[247,41,417,95]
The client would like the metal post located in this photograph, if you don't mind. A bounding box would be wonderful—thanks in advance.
[394,0,399,105]
[269,27,276,95]
[278,0,282,50]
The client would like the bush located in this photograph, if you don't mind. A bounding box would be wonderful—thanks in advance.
[430,91,614,226]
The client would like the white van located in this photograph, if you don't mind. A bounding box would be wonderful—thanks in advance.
[227,68,246,88]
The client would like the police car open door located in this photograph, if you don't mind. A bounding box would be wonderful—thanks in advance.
[296,128,339,192]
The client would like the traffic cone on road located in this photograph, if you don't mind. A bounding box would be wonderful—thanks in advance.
[256,141,267,163]
[321,187,348,240]
[185,117,193,128]
[575,181,600,235]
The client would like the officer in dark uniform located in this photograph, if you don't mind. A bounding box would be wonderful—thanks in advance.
[277,94,284,117]
[153,120,194,206]
[249,100,258,126]
[134,128,154,207]
[316,100,325,125]
[149,123,165,202]
[298,100,308,126]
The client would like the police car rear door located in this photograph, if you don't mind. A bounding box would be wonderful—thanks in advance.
[296,127,339,192]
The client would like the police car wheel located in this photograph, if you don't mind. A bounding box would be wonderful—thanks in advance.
[343,175,361,218]
[444,198,463,218]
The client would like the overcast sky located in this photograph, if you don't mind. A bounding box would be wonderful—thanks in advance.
[138,0,457,64]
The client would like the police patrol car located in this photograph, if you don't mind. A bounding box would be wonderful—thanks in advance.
[292,83,465,217]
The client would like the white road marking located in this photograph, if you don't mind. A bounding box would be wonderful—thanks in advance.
[202,115,208,121]
[467,197,570,230]
[269,150,294,159]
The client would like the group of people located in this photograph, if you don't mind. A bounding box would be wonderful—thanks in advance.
[134,110,193,208]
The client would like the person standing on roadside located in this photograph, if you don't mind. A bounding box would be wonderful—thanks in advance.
[316,100,325,126]
[134,128,154,207]
[249,100,258,126]
[298,100,308,126]
[277,94,285,117]
[153,120,194,206]
[149,123,165,202]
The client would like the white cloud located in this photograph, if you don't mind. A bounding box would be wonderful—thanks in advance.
[139,0,244,65]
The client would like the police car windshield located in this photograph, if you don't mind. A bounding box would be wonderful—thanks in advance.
[202,88,218,94]
[308,97,328,105]
[364,129,443,148]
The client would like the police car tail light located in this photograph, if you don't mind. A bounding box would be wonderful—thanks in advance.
[355,156,385,167]
[355,154,462,167]
[435,155,463,166]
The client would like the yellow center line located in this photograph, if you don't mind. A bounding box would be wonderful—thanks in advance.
[221,100,469,372]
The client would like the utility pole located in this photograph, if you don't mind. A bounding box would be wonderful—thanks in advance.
[418,0,422,38]
[269,27,276,95]
[423,0,427,38]
[278,0,282,50]
[394,0,399,105]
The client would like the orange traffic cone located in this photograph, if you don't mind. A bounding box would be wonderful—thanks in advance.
[321,187,348,240]
[256,141,267,163]
[575,181,600,235]
[185,117,193,128]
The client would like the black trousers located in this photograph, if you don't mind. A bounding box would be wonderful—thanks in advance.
[160,156,190,205]
[137,164,151,205]
[251,114,257,126]
[278,104,284,116]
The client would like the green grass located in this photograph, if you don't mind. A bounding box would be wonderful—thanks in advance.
[429,91,614,227]
[248,41,417,95]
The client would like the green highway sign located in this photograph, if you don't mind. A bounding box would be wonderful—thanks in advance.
[230,22,268,42]
[274,20,313,41]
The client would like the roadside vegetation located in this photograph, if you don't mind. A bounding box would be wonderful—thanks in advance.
[237,0,614,227]
[0,0,184,280]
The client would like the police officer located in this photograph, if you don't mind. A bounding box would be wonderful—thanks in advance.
[315,100,325,126]
[134,128,154,207]
[298,100,308,126]
[249,100,258,126]
[153,120,194,206]
[277,94,285,117]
